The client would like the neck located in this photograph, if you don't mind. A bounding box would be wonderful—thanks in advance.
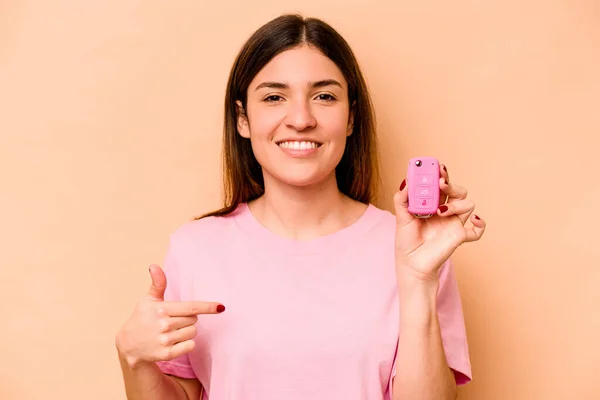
[248,172,366,240]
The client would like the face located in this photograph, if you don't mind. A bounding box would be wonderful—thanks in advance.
[237,45,354,188]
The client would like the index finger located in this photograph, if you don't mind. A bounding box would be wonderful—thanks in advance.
[161,301,225,317]
[440,180,467,203]
[440,163,449,182]
[439,164,449,205]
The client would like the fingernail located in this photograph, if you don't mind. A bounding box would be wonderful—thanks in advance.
[438,205,448,213]
[444,179,448,185]
[217,304,226,313]
[474,215,480,220]
[399,179,406,191]
[443,165,447,172]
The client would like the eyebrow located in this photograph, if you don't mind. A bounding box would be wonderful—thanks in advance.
[253,79,343,91]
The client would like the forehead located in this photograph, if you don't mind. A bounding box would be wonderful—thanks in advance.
[251,45,347,88]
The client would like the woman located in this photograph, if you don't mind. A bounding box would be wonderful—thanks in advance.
[116,13,486,400]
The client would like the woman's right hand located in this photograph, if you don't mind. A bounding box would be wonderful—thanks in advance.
[115,265,225,368]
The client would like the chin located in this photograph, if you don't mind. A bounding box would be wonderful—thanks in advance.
[281,176,324,188]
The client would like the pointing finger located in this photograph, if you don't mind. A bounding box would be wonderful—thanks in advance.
[161,301,226,317]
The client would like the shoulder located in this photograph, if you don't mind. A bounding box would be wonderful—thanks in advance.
[168,206,244,249]
[368,203,396,223]
[365,203,397,235]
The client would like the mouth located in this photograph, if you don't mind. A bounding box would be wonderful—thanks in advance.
[275,140,323,150]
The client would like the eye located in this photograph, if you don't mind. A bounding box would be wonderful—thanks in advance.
[315,93,336,101]
[263,95,284,102]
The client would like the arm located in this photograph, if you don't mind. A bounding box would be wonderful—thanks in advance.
[117,345,202,400]
[391,165,484,399]
[392,277,457,400]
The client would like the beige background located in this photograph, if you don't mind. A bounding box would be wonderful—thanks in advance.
[1,1,598,399]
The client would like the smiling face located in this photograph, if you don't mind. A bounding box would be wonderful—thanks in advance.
[236,45,354,189]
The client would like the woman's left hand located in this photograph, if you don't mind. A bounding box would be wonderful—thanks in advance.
[393,163,486,283]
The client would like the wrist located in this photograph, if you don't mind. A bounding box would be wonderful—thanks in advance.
[396,271,439,325]
[396,269,439,295]
[118,349,151,370]
[395,257,441,285]
[115,331,145,369]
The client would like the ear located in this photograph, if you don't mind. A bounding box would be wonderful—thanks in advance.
[236,100,250,138]
[347,101,356,137]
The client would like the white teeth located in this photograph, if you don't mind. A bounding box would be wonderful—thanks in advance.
[278,141,319,150]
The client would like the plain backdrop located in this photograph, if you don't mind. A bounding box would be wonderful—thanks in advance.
[1,1,599,399]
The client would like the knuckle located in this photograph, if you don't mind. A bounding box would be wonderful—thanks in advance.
[448,227,466,242]
[156,306,167,316]
[158,333,170,346]
[189,306,202,315]
[158,318,171,332]
[125,353,141,367]
[189,325,198,338]
[162,346,174,360]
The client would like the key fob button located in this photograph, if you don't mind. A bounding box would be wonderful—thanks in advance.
[417,187,432,196]
[417,174,434,186]
[416,197,433,208]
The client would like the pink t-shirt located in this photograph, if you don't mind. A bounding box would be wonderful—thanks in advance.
[157,203,471,399]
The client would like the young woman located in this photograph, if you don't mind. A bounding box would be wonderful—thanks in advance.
[116,14,486,400]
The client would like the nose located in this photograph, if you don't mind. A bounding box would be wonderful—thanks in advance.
[284,100,317,131]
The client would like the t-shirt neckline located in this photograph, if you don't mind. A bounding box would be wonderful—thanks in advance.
[233,202,383,254]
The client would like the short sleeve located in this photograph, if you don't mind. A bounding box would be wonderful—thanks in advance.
[155,235,197,379]
[387,258,472,396]
[436,258,472,385]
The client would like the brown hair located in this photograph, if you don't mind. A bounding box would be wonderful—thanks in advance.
[196,14,380,219]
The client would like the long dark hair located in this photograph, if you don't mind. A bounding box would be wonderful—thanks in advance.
[196,14,380,219]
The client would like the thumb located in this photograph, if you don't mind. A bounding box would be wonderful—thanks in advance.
[394,179,415,227]
[147,264,167,300]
